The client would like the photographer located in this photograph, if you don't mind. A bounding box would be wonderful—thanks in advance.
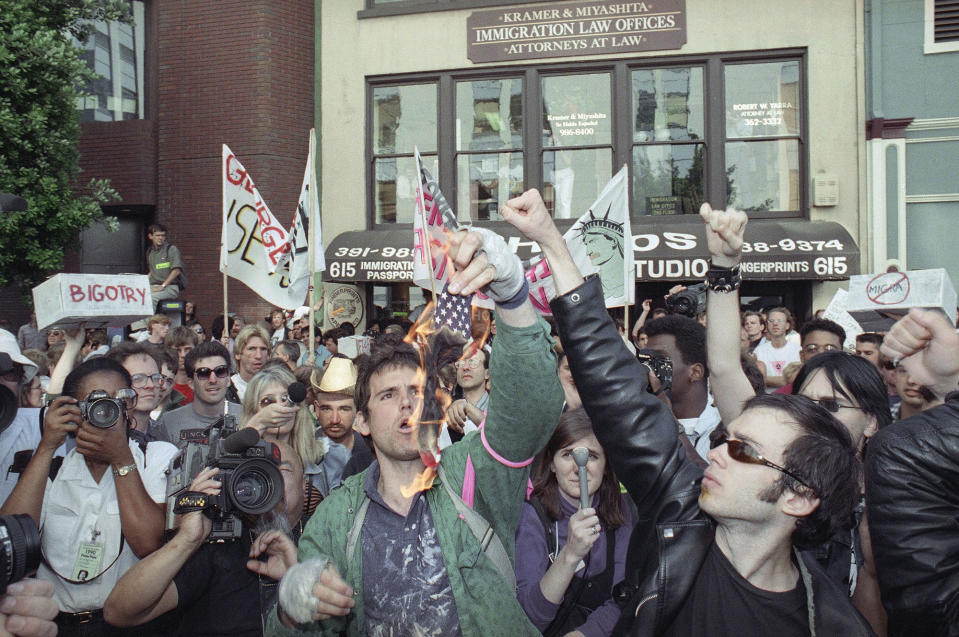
[0,357,177,636]
[0,330,45,506]
[103,439,305,636]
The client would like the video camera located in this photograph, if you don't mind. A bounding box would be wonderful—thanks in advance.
[665,283,707,319]
[636,348,673,394]
[165,415,284,541]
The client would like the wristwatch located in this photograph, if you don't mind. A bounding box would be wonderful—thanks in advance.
[112,462,138,478]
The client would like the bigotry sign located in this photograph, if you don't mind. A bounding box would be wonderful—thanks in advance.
[467,0,686,63]
[33,273,153,330]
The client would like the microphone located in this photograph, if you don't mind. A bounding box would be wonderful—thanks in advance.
[221,427,261,454]
[571,446,591,509]
[285,382,307,407]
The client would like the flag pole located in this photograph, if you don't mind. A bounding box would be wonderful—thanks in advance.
[307,128,317,365]
[415,153,439,302]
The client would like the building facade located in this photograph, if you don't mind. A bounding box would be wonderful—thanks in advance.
[865,0,959,285]
[70,0,316,329]
[320,0,868,326]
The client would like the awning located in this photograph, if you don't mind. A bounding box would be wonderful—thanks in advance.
[324,219,860,283]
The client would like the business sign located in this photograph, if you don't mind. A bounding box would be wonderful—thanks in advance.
[467,0,686,64]
[325,220,861,284]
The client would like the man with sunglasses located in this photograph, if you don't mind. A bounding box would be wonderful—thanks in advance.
[106,342,173,446]
[0,357,177,636]
[159,341,241,446]
[501,189,871,636]
[773,318,847,395]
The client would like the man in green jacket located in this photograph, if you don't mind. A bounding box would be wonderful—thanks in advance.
[268,226,564,636]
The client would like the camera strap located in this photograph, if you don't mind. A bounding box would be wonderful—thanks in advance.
[172,491,213,514]
[41,533,125,585]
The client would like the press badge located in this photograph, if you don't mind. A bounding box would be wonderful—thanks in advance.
[72,542,104,581]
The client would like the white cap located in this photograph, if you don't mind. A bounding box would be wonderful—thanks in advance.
[0,329,38,384]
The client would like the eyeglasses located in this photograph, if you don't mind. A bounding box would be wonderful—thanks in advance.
[802,343,840,354]
[192,327,205,335]
[806,397,861,414]
[454,359,482,370]
[258,394,290,409]
[711,431,815,494]
[131,373,164,388]
[194,365,230,379]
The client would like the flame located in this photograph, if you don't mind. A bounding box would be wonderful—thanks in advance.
[401,466,438,497]
[399,289,469,495]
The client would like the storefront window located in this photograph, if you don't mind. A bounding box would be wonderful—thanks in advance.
[541,73,612,218]
[372,283,428,320]
[724,61,801,213]
[631,67,705,215]
[74,0,145,122]
[455,78,523,221]
[372,83,437,223]
[368,52,806,226]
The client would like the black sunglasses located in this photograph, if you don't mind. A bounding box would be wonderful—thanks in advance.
[711,431,816,494]
[806,397,861,414]
[194,365,230,379]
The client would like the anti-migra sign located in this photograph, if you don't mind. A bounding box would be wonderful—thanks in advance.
[467,0,686,64]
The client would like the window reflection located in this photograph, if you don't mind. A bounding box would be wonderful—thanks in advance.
[632,67,704,142]
[542,73,612,147]
[456,153,523,221]
[633,144,704,215]
[725,140,799,211]
[375,154,438,224]
[543,149,612,219]
[75,1,145,122]
[456,78,522,151]
[373,84,437,154]
[725,61,800,139]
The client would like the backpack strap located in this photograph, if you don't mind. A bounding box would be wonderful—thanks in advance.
[345,497,371,570]
[438,463,516,590]
[527,495,558,563]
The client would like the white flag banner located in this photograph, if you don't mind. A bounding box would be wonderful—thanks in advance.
[526,166,632,313]
[276,130,325,283]
[220,144,309,309]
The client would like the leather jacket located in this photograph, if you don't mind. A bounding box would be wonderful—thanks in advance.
[865,394,959,637]
[551,276,874,636]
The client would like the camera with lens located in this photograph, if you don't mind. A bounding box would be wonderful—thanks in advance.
[664,283,707,319]
[77,390,128,428]
[165,415,284,541]
[0,514,42,594]
[636,348,673,394]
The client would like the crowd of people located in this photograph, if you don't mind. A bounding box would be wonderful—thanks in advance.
[0,194,957,637]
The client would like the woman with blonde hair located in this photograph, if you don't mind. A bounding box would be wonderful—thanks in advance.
[241,365,323,472]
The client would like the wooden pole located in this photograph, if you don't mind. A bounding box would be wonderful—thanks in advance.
[307,128,317,365]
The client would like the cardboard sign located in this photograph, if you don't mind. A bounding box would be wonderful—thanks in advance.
[33,273,153,330]
[846,268,957,331]
[336,335,372,359]
[820,288,862,350]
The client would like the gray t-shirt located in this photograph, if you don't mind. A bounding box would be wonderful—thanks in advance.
[160,401,242,446]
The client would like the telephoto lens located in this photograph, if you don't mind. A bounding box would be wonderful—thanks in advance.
[0,514,42,594]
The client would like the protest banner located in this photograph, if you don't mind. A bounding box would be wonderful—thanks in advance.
[526,165,632,314]
[33,273,153,330]
[846,268,957,331]
[820,288,862,350]
[220,145,311,310]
